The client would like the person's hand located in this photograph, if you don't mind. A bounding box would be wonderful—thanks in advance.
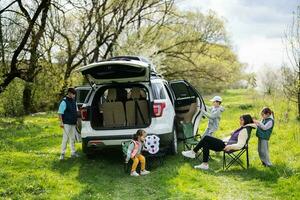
[253,119,259,124]
[223,145,231,152]
[60,122,64,128]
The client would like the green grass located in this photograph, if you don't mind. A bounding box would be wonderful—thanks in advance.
[0,89,299,199]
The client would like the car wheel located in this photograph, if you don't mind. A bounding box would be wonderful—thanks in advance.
[170,127,178,155]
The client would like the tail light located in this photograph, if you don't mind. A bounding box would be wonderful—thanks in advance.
[153,102,166,117]
[80,107,88,121]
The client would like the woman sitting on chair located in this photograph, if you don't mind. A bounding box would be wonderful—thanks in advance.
[182,114,255,170]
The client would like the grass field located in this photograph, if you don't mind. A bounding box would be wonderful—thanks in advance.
[0,89,299,200]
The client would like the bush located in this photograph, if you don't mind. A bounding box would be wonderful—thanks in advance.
[0,78,25,117]
[238,104,253,110]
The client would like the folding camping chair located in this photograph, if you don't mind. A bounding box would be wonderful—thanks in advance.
[182,122,202,158]
[223,127,253,170]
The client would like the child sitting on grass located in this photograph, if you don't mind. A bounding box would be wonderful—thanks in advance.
[126,129,150,177]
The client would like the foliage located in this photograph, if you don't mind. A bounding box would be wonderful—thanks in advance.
[0,89,299,199]
[283,6,300,117]
[0,78,24,117]
[0,1,248,114]
[116,10,244,93]
[256,66,282,95]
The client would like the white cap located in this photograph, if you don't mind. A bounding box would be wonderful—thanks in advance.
[210,96,222,102]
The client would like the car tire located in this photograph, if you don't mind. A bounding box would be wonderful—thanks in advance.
[170,126,178,155]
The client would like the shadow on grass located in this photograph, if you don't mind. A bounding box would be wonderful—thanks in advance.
[179,150,297,184]
[214,163,297,183]
[50,147,183,199]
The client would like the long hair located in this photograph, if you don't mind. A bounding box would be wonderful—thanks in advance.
[133,129,145,141]
[241,114,253,125]
[233,114,253,133]
[261,107,274,119]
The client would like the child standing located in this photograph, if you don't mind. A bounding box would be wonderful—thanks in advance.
[126,129,150,176]
[253,107,274,167]
[201,96,225,137]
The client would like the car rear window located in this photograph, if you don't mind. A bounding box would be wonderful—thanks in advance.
[151,83,166,99]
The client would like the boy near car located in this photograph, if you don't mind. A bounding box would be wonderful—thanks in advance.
[201,96,224,137]
[58,88,80,160]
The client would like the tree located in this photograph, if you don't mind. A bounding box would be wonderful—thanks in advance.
[284,6,300,118]
[0,0,51,113]
[116,10,243,92]
[257,66,281,95]
[48,0,174,99]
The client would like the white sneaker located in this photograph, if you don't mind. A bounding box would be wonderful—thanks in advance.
[181,150,196,159]
[194,163,209,170]
[130,171,140,177]
[59,154,65,160]
[140,170,150,176]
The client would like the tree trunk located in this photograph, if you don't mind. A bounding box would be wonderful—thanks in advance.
[22,83,32,114]
[298,89,300,120]
[298,60,300,118]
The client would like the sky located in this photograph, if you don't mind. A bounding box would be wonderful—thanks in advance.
[177,0,299,72]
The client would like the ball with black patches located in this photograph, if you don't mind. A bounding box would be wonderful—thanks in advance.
[144,135,160,154]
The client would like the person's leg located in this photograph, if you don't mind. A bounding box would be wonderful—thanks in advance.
[193,135,225,153]
[137,154,150,175]
[61,125,70,155]
[258,138,265,165]
[194,136,225,170]
[131,157,139,172]
[260,139,272,166]
[68,125,76,155]
[201,136,226,162]
[137,154,146,171]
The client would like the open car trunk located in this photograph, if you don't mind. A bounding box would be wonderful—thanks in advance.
[90,85,151,130]
[76,60,150,85]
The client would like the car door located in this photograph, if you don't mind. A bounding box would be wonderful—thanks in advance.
[75,86,91,110]
[75,86,92,133]
[169,80,206,137]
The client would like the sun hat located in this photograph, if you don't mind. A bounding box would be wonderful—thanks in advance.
[210,96,222,102]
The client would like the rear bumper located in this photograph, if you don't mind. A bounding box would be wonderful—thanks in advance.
[82,131,173,148]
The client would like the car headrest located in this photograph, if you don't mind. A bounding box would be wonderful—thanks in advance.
[130,87,141,99]
[107,89,117,102]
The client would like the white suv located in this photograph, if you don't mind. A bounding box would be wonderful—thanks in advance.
[76,56,206,155]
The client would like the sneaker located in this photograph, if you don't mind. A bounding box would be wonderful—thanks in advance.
[181,150,196,159]
[130,171,140,177]
[194,163,209,170]
[59,154,65,160]
[71,153,80,158]
[140,170,150,176]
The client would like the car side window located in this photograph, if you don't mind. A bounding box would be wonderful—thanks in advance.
[151,83,166,100]
[76,89,90,103]
[171,82,195,100]
[164,84,174,104]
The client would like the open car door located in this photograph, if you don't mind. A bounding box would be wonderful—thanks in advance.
[169,80,206,136]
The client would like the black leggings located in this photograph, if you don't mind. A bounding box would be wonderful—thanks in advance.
[193,136,226,162]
